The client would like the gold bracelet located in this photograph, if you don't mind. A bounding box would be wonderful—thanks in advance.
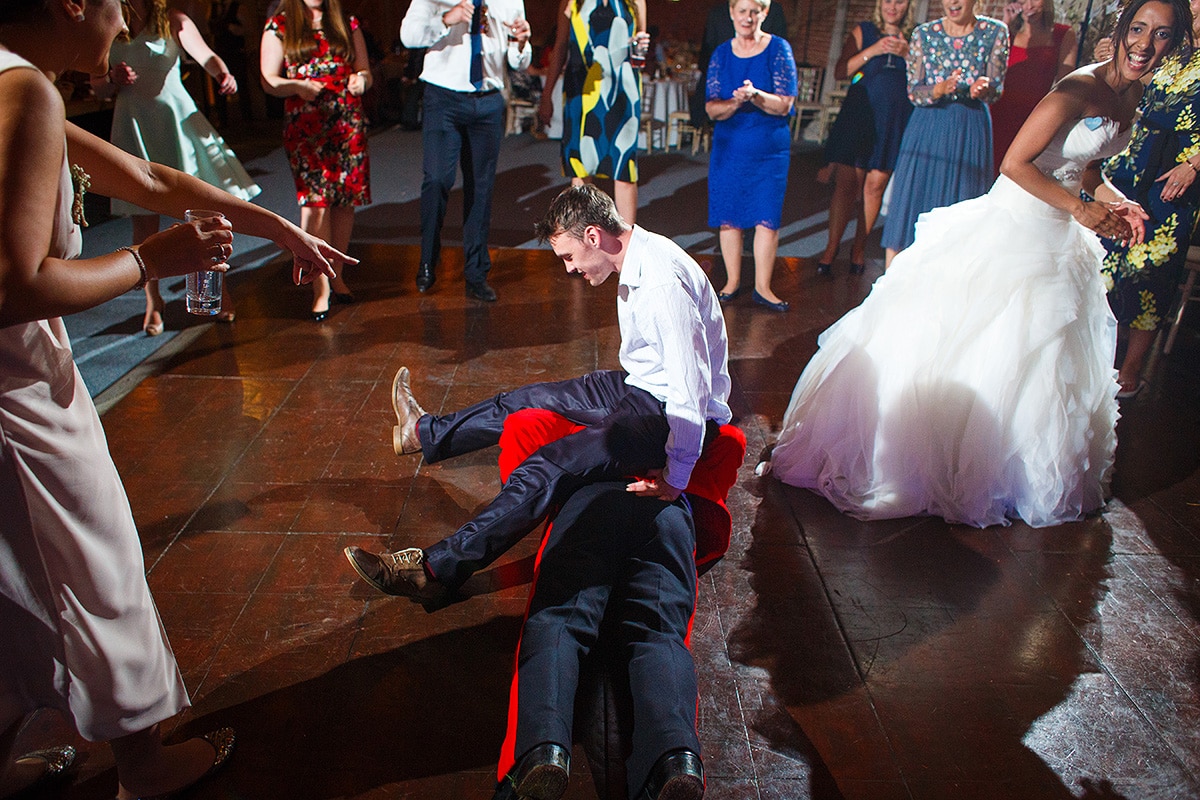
[1187,159,1198,173]
[119,246,148,291]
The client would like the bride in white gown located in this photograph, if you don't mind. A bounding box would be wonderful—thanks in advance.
[769,0,1192,528]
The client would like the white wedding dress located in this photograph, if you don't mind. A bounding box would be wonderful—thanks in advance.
[771,115,1126,528]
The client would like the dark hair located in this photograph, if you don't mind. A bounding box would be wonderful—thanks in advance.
[534,185,629,243]
[0,0,49,25]
[0,0,106,26]
[1111,0,1193,61]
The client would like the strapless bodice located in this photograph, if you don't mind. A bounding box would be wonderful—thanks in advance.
[1032,116,1130,193]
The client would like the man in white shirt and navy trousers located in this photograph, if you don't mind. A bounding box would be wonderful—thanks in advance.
[400,0,531,302]
[345,184,733,604]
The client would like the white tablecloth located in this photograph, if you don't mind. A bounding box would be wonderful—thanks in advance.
[638,77,690,150]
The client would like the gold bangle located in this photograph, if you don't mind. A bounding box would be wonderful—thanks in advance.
[119,245,148,291]
[1187,159,1198,173]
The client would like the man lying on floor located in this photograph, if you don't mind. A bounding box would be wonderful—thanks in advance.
[489,409,744,800]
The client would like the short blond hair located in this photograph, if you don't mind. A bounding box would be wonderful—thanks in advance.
[729,0,771,10]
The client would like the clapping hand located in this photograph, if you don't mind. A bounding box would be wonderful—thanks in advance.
[934,68,962,99]
[1106,200,1149,244]
[968,75,991,99]
[1075,199,1144,245]
[733,79,758,104]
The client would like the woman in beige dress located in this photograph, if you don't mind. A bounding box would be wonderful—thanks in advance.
[0,0,349,796]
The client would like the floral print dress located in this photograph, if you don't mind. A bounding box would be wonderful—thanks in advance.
[265,14,370,207]
[1102,49,1200,331]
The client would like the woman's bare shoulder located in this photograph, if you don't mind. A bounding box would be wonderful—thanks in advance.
[0,68,63,135]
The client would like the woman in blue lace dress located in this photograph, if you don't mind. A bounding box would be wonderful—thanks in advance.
[706,0,798,311]
[817,0,915,276]
[880,0,1008,267]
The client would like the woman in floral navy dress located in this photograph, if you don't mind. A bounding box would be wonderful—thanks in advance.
[1101,0,1200,399]
[261,0,370,321]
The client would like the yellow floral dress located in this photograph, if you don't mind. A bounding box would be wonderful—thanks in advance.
[1103,50,1200,331]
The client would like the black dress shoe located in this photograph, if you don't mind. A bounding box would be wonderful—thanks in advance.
[465,280,498,302]
[311,307,329,322]
[416,263,436,293]
[640,749,703,800]
[494,743,570,800]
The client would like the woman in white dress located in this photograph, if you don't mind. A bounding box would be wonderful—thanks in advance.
[104,0,261,333]
[0,0,348,796]
[768,0,1191,529]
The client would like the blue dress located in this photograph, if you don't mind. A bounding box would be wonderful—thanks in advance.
[825,21,913,171]
[707,35,798,230]
[881,16,1009,252]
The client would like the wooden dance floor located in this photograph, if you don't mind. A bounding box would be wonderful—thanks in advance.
[17,242,1200,800]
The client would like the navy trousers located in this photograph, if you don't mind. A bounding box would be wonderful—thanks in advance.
[419,83,505,284]
[513,482,701,798]
[419,370,671,587]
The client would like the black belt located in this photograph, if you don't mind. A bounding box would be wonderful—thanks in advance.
[461,87,501,97]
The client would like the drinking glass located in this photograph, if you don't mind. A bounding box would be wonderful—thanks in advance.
[883,34,902,70]
[184,209,225,316]
[630,34,649,70]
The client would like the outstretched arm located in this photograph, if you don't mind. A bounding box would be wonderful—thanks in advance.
[65,123,350,285]
[1001,75,1141,242]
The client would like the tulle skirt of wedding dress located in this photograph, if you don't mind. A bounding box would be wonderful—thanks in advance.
[771,175,1120,528]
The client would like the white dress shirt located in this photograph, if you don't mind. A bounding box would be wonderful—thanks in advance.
[618,226,733,491]
[400,0,532,93]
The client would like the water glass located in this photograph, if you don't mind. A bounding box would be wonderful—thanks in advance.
[184,209,225,316]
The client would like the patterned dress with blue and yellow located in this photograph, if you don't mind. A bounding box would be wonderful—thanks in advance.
[561,0,641,183]
[1102,50,1200,333]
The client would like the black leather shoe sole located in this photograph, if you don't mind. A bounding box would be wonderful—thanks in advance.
[642,749,704,800]
[508,743,569,800]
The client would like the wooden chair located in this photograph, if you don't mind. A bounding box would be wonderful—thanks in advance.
[1163,245,1200,354]
[791,65,824,142]
[640,81,667,153]
[667,110,695,152]
[505,99,537,136]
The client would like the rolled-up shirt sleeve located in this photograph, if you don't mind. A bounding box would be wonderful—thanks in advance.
[634,283,712,491]
[401,0,452,49]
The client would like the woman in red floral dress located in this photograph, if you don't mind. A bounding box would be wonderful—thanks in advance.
[261,0,370,320]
